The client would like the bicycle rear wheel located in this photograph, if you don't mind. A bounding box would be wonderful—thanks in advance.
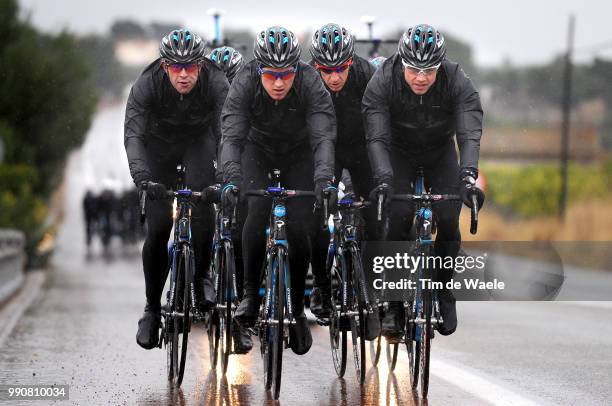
[386,342,399,371]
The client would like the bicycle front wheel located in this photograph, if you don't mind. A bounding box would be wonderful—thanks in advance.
[350,249,367,385]
[329,254,347,377]
[220,241,235,374]
[271,247,286,400]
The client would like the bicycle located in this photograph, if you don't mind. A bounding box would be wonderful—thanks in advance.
[207,185,239,374]
[323,194,375,385]
[246,169,320,400]
[139,166,212,387]
[376,166,479,398]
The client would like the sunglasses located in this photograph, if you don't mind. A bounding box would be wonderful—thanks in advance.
[165,62,200,74]
[257,65,297,81]
[401,60,440,76]
[315,60,352,75]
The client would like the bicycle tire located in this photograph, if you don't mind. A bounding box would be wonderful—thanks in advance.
[351,249,367,385]
[386,342,399,371]
[419,289,432,398]
[329,253,347,377]
[271,247,286,400]
[407,300,420,389]
[220,241,234,374]
[208,244,221,369]
[262,253,275,391]
[207,309,219,368]
[370,333,382,367]
[176,246,192,387]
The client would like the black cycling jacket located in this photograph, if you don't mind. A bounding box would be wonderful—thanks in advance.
[309,55,375,146]
[220,60,336,185]
[124,58,229,185]
[362,54,483,185]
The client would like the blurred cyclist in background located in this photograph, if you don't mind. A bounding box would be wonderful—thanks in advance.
[207,46,246,84]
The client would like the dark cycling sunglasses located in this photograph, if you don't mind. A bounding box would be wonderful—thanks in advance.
[315,59,352,74]
[165,62,200,74]
[257,65,297,81]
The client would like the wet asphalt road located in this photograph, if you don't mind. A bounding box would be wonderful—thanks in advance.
[1,103,612,405]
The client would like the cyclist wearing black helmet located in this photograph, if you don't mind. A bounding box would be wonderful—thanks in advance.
[363,24,485,341]
[308,23,380,339]
[125,29,231,350]
[207,46,245,84]
[220,26,337,355]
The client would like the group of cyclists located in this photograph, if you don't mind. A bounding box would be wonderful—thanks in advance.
[82,186,142,249]
[124,22,485,360]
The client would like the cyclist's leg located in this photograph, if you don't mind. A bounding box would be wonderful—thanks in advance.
[234,142,271,325]
[183,133,216,312]
[341,145,381,340]
[425,140,461,335]
[136,140,181,349]
[283,148,316,355]
[308,154,342,318]
[380,149,417,342]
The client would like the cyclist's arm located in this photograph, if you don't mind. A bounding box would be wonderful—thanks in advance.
[448,62,483,176]
[206,63,230,183]
[124,70,156,185]
[207,62,230,146]
[362,66,393,185]
[220,65,253,184]
[302,64,337,184]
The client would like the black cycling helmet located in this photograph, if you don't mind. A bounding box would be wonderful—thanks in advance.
[310,23,355,67]
[398,24,446,68]
[253,26,301,68]
[160,29,207,64]
[369,56,387,70]
[207,47,245,83]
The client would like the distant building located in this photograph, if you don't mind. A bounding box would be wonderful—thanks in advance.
[115,39,158,67]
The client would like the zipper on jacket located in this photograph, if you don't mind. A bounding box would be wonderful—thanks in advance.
[420,95,423,105]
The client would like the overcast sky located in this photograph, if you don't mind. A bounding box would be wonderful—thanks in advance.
[18,0,612,67]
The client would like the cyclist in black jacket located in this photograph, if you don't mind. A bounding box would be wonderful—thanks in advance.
[124,29,229,350]
[363,24,485,341]
[220,26,337,355]
[307,23,380,340]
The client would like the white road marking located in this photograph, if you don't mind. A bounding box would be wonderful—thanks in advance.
[431,358,544,406]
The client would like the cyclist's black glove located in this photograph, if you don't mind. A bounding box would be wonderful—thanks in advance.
[202,184,222,204]
[369,183,394,209]
[315,181,338,211]
[221,183,240,209]
[140,181,167,200]
[459,171,485,209]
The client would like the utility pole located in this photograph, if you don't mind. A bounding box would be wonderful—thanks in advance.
[559,14,575,220]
